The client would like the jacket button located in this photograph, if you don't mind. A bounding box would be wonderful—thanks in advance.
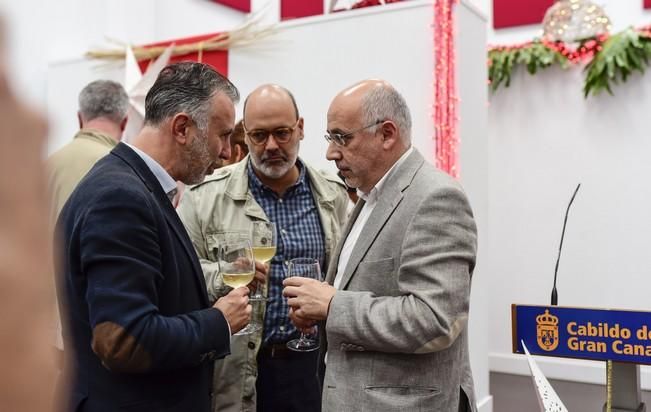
[248,342,255,350]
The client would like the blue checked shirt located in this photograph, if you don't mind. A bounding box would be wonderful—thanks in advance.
[247,160,326,345]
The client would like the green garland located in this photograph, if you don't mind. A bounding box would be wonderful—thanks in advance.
[488,26,651,98]
[583,29,651,97]
[488,42,569,92]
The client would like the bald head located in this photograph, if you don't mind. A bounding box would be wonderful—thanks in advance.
[331,79,412,143]
[243,84,299,123]
[334,79,386,101]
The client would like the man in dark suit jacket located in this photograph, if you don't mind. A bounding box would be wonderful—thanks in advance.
[56,62,254,412]
[283,80,478,411]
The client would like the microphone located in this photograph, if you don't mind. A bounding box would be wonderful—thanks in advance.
[551,183,581,306]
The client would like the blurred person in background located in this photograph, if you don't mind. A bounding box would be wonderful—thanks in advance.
[0,17,57,412]
[48,80,129,220]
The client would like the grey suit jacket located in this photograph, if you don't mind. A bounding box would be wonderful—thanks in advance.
[322,149,478,412]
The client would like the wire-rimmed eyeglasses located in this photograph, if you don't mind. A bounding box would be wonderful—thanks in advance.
[324,119,383,147]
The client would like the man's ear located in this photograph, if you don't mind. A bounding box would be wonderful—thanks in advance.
[77,112,83,129]
[171,113,191,144]
[233,144,245,163]
[119,116,128,132]
[297,117,305,141]
[380,120,399,149]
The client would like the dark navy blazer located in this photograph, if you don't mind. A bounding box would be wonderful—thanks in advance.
[56,143,230,412]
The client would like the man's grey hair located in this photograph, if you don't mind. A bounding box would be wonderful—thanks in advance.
[361,85,412,142]
[144,62,239,131]
[78,80,129,124]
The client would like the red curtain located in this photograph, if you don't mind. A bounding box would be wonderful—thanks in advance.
[281,0,324,21]
[493,0,555,29]
[211,0,251,13]
[137,33,229,77]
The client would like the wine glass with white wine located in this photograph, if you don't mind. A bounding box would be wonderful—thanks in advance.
[250,221,277,302]
[218,239,260,335]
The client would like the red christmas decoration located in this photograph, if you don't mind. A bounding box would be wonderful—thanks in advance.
[489,35,607,64]
[351,0,403,9]
[493,0,555,29]
[331,0,403,13]
[434,0,459,178]
[210,0,251,13]
[280,0,323,21]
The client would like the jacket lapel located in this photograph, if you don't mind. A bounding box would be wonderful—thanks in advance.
[112,143,210,306]
[224,157,268,222]
[337,194,403,290]
[336,150,425,290]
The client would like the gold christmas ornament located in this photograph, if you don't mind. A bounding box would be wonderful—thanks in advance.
[542,0,612,43]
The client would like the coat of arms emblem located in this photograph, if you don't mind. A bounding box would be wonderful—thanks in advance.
[536,309,559,351]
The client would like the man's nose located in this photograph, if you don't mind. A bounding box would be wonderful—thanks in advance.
[326,140,341,161]
[220,142,232,161]
[264,134,280,151]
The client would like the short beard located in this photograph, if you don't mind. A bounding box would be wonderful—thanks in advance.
[182,129,212,185]
[250,141,300,179]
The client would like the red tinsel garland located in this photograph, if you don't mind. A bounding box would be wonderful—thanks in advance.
[487,25,651,65]
[434,0,459,178]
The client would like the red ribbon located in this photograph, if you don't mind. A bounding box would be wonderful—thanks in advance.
[211,0,251,13]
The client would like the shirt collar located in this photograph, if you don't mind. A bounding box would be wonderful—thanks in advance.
[247,157,307,195]
[75,129,119,148]
[124,143,177,198]
[357,146,414,203]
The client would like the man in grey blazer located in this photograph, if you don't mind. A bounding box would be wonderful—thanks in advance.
[283,79,478,412]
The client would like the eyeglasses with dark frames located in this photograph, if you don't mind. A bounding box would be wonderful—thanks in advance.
[324,119,383,147]
[243,119,300,146]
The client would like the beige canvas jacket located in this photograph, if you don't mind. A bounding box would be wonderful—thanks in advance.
[177,156,348,412]
[48,130,118,221]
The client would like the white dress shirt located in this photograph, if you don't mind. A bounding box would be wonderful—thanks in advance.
[125,143,177,203]
[333,147,413,289]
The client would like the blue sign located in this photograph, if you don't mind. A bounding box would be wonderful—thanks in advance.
[512,305,651,365]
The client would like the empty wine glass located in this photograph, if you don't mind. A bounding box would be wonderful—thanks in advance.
[286,257,322,352]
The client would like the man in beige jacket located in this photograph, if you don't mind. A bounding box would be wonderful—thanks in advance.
[47,79,128,357]
[48,80,129,219]
[178,84,348,412]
